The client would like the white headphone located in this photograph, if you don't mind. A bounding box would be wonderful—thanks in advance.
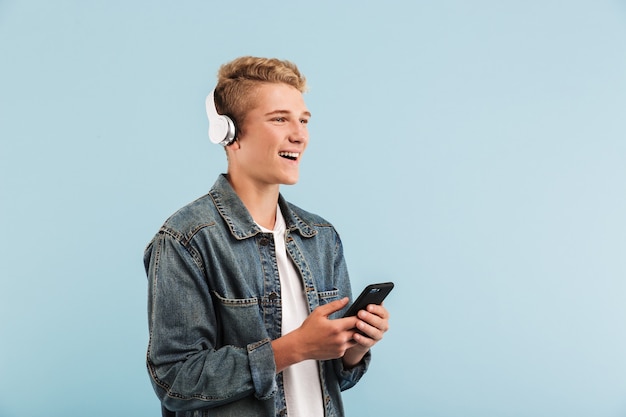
[205,89,236,146]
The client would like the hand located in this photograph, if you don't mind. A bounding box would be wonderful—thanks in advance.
[295,297,360,360]
[343,303,390,368]
[272,298,359,372]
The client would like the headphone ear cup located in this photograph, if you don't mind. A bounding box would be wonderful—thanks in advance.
[206,90,236,146]
[208,114,236,145]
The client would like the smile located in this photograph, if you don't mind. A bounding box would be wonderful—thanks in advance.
[278,151,300,161]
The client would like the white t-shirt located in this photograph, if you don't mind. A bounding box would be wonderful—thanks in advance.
[257,206,324,417]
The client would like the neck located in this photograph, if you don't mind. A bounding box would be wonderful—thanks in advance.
[226,173,280,230]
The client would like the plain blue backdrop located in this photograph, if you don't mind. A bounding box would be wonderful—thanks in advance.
[1,1,626,416]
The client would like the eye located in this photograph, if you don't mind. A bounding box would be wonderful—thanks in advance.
[300,118,309,125]
[273,117,287,123]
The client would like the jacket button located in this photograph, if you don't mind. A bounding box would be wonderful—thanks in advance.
[259,237,269,246]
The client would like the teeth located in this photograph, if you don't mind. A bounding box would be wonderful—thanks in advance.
[278,152,299,160]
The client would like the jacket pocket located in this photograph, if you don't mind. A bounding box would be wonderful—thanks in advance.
[317,288,340,306]
[212,291,267,347]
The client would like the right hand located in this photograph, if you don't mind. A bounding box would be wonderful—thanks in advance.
[292,297,359,361]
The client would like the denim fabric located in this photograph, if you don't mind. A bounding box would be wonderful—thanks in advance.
[144,174,370,416]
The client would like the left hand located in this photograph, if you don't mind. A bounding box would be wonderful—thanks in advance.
[342,303,390,367]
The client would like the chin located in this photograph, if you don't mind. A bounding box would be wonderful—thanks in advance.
[281,175,299,185]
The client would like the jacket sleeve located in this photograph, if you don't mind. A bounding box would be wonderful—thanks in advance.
[333,350,372,391]
[144,231,277,412]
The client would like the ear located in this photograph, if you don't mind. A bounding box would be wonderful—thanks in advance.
[226,138,241,150]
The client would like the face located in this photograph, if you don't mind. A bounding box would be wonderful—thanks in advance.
[227,82,310,187]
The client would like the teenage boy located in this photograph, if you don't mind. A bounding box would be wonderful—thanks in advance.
[144,56,390,417]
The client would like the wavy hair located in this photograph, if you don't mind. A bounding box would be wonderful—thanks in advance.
[214,56,307,134]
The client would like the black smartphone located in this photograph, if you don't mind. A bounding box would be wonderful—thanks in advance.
[343,282,394,317]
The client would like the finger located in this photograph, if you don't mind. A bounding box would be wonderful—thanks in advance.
[315,297,350,317]
[356,321,384,346]
[358,309,389,333]
[352,330,377,347]
[366,303,390,319]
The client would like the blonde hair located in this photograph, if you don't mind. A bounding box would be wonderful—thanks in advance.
[214,56,307,134]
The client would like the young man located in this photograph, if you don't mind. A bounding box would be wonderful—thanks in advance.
[144,56,390,417]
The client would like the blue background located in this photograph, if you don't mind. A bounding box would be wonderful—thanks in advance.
[1,1,626,416]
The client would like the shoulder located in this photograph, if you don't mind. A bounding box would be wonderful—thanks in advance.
[159,194,218,241]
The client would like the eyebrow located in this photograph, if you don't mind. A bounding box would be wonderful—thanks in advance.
[265,109,312,118]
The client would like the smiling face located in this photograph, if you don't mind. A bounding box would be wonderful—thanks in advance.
[226,82,310,189]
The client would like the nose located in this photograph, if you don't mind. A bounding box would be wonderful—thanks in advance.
[289,120,308,143]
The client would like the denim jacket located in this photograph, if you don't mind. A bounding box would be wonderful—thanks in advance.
[144,174,370,416]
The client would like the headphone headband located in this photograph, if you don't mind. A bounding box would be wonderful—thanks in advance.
[205,89,236,146]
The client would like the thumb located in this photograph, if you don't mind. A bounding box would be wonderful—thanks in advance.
[316,297,350,317]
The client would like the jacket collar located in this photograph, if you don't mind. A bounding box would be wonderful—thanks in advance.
[209,174,316,240]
